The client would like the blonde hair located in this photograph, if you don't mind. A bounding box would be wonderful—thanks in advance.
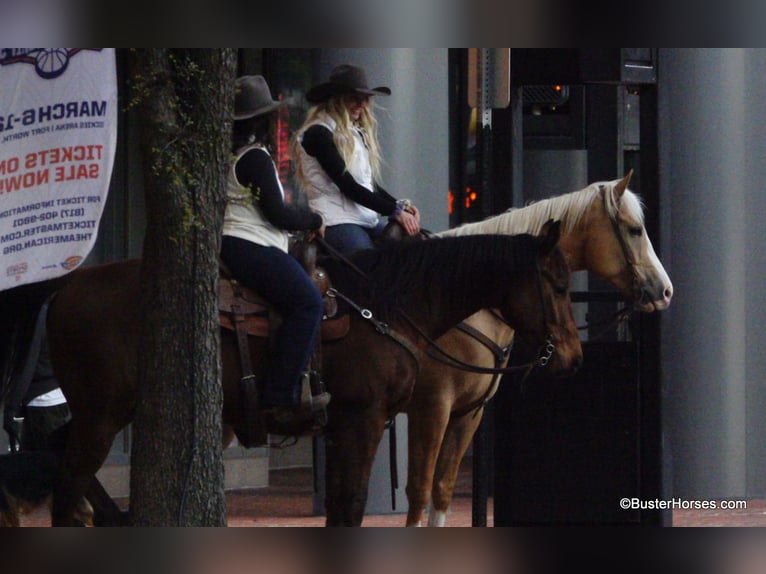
[292,94,384,193]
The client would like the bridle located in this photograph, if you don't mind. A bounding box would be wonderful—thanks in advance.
[561,185,642,342]
[405,254,558,376]
[602,185,646,308]
[566,186,640,339]
[317,236,559,377]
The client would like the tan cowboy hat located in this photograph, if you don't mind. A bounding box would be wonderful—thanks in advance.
[306,64,391,104]
[233,75,283,120]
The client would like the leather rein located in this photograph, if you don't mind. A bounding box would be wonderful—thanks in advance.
[315,236,558,377]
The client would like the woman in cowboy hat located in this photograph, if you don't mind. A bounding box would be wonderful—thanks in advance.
[221,75,329,426]
[291,64,421,255]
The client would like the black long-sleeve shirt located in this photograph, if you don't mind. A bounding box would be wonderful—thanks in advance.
[235,147,322,231]
[300,124,398,216]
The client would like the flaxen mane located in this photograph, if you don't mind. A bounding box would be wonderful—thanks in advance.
[437,181,645,237]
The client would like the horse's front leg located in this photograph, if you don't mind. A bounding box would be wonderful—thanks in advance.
[86,476,127,526]
[323,407,388,526]
[52,419,119,526]
[427,407,485,527]
[404,398,452,526]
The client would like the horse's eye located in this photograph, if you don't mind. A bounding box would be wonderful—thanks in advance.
[628,226,643,237]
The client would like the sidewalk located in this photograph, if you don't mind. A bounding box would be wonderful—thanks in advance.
[17,459,766,526]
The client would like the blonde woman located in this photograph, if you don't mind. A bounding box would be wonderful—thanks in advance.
[292,64,420,254]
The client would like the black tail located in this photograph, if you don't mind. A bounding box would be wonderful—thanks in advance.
[1,277,68,412]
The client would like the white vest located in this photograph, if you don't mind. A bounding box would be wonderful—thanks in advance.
[296,113,381,228]
[222,144,289,252]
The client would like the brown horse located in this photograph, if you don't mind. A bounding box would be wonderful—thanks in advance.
[403,173,673,526]
[1,224,582,526]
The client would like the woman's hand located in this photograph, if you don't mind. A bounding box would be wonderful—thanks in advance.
[406,204,421,223]
[394,211,420,236]
[307,223,325,242]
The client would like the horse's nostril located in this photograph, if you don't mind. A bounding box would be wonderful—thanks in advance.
[664,285,673,300]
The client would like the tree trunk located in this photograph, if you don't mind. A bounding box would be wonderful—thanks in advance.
[129,48,237,526]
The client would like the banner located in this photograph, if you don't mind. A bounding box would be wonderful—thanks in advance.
[0,48,117,291]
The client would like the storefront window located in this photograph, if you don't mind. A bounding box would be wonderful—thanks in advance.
[240,49,318,208]
[448,49,482,227]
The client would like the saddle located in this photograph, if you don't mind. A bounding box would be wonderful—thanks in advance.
[217,266,349,342]
[218,240,347,448]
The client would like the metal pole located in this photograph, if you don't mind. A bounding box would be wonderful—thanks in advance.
[472,48,494,526]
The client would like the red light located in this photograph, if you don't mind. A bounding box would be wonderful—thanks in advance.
[275,96,292,202]
[464,186,478,209]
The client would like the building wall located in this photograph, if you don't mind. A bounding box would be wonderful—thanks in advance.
[660,48,766,499]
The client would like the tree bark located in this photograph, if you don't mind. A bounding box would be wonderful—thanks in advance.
[129,48,236,526]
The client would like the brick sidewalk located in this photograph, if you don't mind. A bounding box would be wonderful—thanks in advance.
[17,461,766,527]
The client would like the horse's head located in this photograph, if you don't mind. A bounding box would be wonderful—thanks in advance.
[586,172,673,312]
[504,220,583,376]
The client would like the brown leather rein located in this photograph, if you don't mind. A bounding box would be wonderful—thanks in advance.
[315,236,558,377]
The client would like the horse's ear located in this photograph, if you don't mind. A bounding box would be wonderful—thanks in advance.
[613,169,634,200]
[539,219,562,255]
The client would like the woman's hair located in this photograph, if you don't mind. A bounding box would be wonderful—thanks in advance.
[291,94,384,191]
[232,114,274,152]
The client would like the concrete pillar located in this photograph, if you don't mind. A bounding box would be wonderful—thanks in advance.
[660,48,766,498]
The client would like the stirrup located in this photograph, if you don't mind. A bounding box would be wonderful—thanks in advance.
[300,370,330,424]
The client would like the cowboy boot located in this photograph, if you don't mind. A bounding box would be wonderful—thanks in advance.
[261,374,330,432]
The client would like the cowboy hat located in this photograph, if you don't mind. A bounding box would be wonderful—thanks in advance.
[233,75,283,120]
[305,64,391,104]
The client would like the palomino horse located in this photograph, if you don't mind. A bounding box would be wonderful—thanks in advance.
[1,225,582,526]
[403,173,673,526]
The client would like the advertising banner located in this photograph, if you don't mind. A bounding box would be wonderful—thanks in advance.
[0,48,117,291]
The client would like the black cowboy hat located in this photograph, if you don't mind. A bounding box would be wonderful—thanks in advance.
[233,75,283,120]
[305,64,391,104]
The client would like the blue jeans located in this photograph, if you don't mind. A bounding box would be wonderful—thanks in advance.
[324,221,387,255]
[221,236,323,407]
